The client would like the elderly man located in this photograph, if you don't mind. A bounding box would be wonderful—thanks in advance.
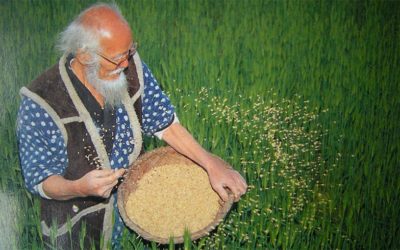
[16,3,247,249]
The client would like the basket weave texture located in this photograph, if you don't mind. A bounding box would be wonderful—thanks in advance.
[117,146,233,244]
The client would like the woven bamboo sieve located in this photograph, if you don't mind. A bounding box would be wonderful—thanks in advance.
[117,146,234,244]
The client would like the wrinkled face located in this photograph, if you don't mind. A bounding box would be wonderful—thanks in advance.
[82,26,133,107]
[96,25,133,81]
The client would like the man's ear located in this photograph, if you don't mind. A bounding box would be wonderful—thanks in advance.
[75,49,93,64]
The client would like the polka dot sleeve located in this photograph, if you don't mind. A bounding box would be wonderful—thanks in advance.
[141,62,176,136]
[16,97,68,195]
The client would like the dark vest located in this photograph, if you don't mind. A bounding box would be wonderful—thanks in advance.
[21,54,144,249]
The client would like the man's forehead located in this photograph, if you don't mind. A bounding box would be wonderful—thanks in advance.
[99,30,133,55]
[80,6,132,40]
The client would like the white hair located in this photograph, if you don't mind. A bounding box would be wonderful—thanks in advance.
[56,3,127,56]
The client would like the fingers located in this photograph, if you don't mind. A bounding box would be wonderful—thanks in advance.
[100,180,119,198]
[209,168,248,203]
[90,169,113,177]
[84,168,126,197]
[226,170,248,202]
[114,168,126,178]
[228,183,242,202]
[99,169,125,191]
[234,170,248,194]
[96,168,125,184]
[214,185,229,202]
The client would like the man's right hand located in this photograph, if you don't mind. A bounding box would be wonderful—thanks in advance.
[76,168,126,198]
[42,168,126,200]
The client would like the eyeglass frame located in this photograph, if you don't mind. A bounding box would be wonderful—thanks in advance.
[96,42,137,68]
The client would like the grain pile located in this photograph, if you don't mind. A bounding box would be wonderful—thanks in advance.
[125,163,221,239]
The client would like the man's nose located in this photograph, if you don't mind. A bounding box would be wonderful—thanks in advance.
[119,58,129,68]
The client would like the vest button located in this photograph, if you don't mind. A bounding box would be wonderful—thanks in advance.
[72,204,79,213]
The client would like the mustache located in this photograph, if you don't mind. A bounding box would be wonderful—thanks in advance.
[108,67,125,76]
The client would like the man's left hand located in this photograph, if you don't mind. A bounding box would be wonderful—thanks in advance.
[205,154,248,202]
[162,123,248,202]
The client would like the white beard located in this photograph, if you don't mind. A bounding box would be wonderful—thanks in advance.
[86,63,128,107]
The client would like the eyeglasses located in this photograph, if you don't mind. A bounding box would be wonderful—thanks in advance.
[96,42,137,68]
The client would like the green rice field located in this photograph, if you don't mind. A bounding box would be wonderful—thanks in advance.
[0,0,399,249]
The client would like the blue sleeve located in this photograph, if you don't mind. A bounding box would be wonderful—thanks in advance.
[141,62,176,136]
[16,97,68,195]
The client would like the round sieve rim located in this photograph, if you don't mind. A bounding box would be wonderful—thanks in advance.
[117,146,234,244]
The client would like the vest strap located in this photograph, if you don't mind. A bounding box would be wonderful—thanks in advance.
[40,199,111,237]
